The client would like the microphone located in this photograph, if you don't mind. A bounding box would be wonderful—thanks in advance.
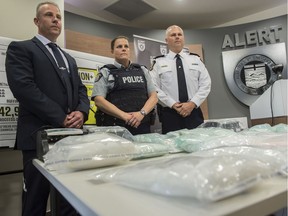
[272,64,283,80]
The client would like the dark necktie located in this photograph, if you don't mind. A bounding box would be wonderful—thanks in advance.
[48,43,73,112]
[176,54,188,102]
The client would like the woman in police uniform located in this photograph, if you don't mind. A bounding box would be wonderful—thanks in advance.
[91,36,158,135]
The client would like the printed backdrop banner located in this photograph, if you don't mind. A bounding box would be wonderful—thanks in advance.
[133,35,168,69]
[133,35,169,133]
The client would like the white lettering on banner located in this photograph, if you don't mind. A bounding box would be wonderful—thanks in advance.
[222,24,282,49]
[122,76,144,83]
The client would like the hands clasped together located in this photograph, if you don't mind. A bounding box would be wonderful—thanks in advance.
[124,111,145,128]
[172,101,196,118]
[63,111,85,128]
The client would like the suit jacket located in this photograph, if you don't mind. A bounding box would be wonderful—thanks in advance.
[5,37,90,150]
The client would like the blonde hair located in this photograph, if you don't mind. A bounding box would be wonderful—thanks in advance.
[165,25,183,36]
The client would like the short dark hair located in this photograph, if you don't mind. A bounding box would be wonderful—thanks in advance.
[111,36,129,50]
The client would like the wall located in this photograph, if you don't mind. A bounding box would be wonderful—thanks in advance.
[184,16,287,121]
[0,0,64,46]
[0,4,286,214]
[64,12,288,125]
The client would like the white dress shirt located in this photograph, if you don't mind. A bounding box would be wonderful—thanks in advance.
[150,50,211,108]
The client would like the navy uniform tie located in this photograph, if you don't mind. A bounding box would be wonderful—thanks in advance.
[176,54,188,102]
[48,43,73,113]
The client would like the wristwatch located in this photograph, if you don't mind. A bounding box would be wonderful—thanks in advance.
[140,109,147,116]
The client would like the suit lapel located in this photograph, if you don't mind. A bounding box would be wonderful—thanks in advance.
[32,37,67,87]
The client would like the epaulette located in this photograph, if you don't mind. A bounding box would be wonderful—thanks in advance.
[130,63,142,69]
[189,52,200,57]
[100,64,117,70]
[153,55,165,60]
[130,63,148,71]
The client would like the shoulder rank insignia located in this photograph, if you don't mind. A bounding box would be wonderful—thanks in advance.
[189,52,200,57]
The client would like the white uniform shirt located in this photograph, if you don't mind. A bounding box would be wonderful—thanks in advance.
[150,50,211,108]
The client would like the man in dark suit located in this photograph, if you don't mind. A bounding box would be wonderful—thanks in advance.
[5,2,89,215]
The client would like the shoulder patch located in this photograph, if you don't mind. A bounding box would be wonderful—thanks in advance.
[150,55,165,70]
[149,61,156,71]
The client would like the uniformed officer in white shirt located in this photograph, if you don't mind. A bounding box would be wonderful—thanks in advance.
[150,25,211,134]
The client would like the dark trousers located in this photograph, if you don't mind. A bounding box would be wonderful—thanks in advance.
[125,121,151,135]
[22,150,79,216]
[97,112,151,135]
[161,107,204,134]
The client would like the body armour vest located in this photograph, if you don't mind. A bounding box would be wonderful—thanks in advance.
[106,63,148,112]
[96,64,149,126]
